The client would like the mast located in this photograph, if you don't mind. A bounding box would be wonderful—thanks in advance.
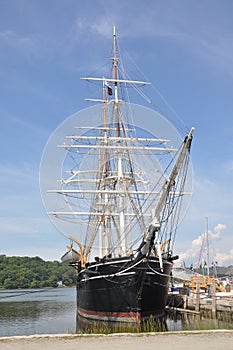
[205,217,210,277]
[99,80,108,257]
[112,26,126,254]
[113,26,120,138]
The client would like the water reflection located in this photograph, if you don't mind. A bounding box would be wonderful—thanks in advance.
[76,314,169,333]
[180,313,233,331]
[76,311,233,334]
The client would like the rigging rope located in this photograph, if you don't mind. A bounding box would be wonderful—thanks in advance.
[120,47,190,135]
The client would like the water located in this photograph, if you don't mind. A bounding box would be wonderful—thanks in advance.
[0,288,231,337]
[0,288,182,336]
[0,288,76,337]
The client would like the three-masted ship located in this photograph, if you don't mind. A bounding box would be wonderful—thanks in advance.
[43,27,194,324]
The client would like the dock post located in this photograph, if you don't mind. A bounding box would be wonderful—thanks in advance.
[183,294,188,309]
[211,279,216,319]
[195,280,200,312]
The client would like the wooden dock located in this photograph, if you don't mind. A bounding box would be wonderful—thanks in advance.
[167,285,233,320]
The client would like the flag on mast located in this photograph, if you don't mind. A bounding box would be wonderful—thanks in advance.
[104,80,113,95]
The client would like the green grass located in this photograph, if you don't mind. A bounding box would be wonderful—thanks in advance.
[76,316,168,334]
[180,312,233,331]
[76,311,233,334]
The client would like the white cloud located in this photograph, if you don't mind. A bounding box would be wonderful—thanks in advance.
[178,223,226,266]
[74,3,183,40]
[213,224,226,239]
[76,16,116,39]
[215,248,233,267]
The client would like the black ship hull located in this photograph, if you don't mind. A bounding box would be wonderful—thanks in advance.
[76,256,173,323]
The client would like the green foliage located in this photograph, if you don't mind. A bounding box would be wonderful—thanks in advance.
[0,255,76,289]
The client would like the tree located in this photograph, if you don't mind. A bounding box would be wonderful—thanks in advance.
[0,256,77,289]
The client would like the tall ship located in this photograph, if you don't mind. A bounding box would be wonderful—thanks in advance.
[41,27,194,324]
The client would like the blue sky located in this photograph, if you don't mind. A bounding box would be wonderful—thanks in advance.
[1,0,233,266]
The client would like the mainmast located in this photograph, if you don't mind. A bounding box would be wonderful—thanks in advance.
[111,26,126,254]
[113,26,120,136]
[98,80,108,257]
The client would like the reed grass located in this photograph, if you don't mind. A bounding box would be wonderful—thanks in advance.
[76,309,233,334]
[76,316,168,334]
[181,312,233,331]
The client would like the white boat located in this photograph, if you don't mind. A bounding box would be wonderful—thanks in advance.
[61,248,80,265]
